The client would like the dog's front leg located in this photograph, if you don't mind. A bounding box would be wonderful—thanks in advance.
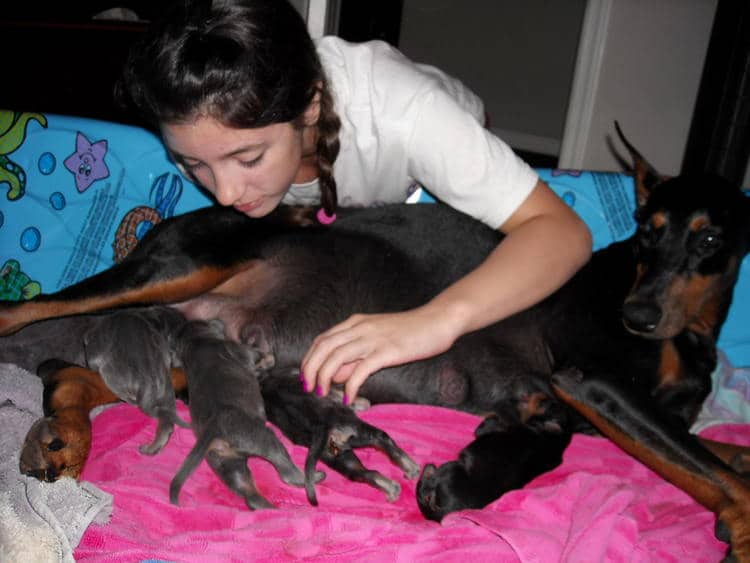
[551,368,750,562]
[20,360,188,481]
[20,360,120,480]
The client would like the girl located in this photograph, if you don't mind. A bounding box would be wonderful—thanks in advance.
[118,0,592,404]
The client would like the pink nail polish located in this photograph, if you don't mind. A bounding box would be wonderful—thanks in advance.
[342,393,349,406]
[315,385,323,396]
[300,374,308,392]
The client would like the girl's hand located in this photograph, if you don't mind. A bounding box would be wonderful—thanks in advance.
[300,306,461,404]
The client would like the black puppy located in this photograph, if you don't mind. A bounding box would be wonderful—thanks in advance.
[83,306,190,455]
[260,372,420,505]
[417,377,572,521]
[169,319,307,510]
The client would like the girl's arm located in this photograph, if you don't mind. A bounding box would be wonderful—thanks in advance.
[300,179,592,402]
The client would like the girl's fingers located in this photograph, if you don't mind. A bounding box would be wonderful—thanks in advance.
[342,358,382,405]
[301,315,364,367]
[311,336,371,395]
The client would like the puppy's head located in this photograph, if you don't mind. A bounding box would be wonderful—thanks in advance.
[19,416,91,481]
[416,462,475,522]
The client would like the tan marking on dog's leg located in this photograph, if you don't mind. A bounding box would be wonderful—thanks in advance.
[0,263,256,336]
[553,382,750,560]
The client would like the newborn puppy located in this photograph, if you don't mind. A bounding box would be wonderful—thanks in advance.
[261,372,420,505]
[416,414,571,521]
[83,306,189,455]
[170,319,307,510]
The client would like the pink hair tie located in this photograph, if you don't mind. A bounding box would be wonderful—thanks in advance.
[316,207,337,225]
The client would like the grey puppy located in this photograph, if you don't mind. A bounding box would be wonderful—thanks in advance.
[170,319,311,510]
[83,306,190,455]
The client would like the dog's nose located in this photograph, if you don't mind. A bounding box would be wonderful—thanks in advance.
[23,468,46,480]
[622,301,662,333]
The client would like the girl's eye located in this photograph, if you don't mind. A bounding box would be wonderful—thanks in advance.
[182,160,205,171]
[241,154,264,168]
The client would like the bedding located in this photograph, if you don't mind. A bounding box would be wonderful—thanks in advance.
[1,112,749,561]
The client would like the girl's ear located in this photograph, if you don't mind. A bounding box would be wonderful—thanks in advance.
[302,88,322,127]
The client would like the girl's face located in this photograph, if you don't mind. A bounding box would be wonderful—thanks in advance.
[162,115,312,217]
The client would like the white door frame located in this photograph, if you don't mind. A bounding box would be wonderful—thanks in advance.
[558,0,613,169]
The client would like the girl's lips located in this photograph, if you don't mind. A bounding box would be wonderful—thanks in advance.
[234,199,263,214]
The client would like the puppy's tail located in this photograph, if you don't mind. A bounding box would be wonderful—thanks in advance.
[170,424,217,505]
[304,424,327,506]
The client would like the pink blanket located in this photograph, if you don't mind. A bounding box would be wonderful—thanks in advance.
[76,402,745,562]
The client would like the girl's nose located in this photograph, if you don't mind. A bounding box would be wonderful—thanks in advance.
[213,171,242,206]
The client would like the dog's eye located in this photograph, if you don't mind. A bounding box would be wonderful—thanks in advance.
[694,230,722,255]
[47,438,65,452]
[637,223,660,248]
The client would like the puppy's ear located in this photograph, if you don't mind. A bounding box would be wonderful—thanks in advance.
[475,414,504,437]
[614,121,663,208]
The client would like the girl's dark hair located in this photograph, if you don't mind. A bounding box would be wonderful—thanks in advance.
[118,0,340,213]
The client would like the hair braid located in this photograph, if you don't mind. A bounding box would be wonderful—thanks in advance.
[315,82,341,215]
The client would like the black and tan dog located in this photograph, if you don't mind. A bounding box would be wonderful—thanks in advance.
[2,125,750,558]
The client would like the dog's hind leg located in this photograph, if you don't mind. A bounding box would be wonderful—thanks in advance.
[206,448,275,511]
[0,207,266,336]
[551,368,750,562]
[245,423,308,489]
[323,444,402,502]
[347,425,421,480]
[138,409,186,456]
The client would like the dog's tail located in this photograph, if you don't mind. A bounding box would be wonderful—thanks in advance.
[169,423,218,505]
[304,424,328,506]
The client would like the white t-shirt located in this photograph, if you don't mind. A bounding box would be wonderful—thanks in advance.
[283,36,538,230]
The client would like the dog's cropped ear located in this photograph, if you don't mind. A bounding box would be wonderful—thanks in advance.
[614,121,663,208]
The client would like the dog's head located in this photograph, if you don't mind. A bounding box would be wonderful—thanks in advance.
[19,415,91,481]
[615,122,750,339]
[416,461,476,522]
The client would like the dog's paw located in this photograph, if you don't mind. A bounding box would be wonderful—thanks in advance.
[716,502,750,563]
[374,474,401,502]
[550,367,585,391]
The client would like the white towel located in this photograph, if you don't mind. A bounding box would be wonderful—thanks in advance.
[0,363,112,562]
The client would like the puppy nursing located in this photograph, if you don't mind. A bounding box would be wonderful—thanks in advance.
[261,373,420,505]
[83,306,190,455]
[169,319,308,509]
